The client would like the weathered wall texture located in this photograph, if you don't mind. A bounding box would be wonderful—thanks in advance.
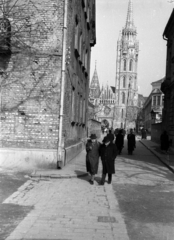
[0,0,96,167]
[0,0,64,150]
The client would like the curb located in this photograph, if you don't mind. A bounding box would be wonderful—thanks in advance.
[30,172,88,179]
[140,140,174,174]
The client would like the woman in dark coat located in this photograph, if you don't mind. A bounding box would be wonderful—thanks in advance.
[99,136,117,185]
[115,129,124,154]
[160,130,169,153]
[86,134,100,185]
[127,129,136,155]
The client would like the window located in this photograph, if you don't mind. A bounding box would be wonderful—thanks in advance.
[122,92,125,104]
[121,109,124,118]
[123,59,126,71]
[71,87,75,122]
[153,96,156,106]
[79,33,82,61]
[74,16,79,50]
[157,95,161,106]
[129,59,133,71]
[123,76,126,88]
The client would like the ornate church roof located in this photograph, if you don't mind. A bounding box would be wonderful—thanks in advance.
[89,62,100,99]
[125,0,135,30]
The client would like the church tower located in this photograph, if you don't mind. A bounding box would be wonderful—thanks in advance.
[89,62,101,105]
[114,0,139,129]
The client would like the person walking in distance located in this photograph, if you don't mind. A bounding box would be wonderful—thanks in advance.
[86,134,100,185]
[127,128,136,155]
[107,129,115,143]
[99,136,117,185]
[160,130,170,153]
[115,129,124,154]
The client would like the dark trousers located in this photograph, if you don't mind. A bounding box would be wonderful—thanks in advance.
[101,173,112,184]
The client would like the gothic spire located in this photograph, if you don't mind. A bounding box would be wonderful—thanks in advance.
[125,0,134,29]
[89,62,100,98]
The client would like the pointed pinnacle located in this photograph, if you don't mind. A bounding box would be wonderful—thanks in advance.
[125,0,134,28]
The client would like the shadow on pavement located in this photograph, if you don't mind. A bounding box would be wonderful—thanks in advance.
[116,141,174,183]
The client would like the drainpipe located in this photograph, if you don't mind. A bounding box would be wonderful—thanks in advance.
[57,0,68,169]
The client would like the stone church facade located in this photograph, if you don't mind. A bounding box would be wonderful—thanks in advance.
[89,64,116,128]
[114,0,139,130]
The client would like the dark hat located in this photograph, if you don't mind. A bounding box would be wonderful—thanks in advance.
[103,136,110,143]
[90,133,97,139]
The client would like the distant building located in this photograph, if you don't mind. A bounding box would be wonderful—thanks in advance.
[136,94,147,132]
[161,9,174,145]
[114,0,139,130]
[89,64,116,128]
[142,78,164,132]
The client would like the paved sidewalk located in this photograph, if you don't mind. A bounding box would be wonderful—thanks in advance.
[140,139,174,173]
[3,150,129,240]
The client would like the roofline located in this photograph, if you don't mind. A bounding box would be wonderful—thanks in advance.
[163,9,174,39]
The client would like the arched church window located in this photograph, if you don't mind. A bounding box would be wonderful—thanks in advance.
[121,109,124,118]
[129,59,133,71]
[129,77,132,89]
[123,59,126,71]
[122,92,125,104]
[123,76,126,88]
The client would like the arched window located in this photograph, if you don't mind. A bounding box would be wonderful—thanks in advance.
[121,109,124,118]
[122,92,125,104]
[123,76,126,88]
[129,59,133,71]
[123,59,126,71]
[129,77,132,89]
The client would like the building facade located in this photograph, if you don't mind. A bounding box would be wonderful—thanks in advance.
[0,0,96,168]
[89,65,116,128]
[114,0,139,130]
[136,94,147,132]
[142,78,164,132]
[161,9,174,146]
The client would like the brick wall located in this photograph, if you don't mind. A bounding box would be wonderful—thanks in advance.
[0,0,64,149]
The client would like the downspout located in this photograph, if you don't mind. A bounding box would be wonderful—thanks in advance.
[57,0,68,169]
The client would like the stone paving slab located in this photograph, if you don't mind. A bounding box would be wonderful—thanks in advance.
[140,140,174,173]
[4,177,129,240]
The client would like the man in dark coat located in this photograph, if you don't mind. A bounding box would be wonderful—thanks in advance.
[99,136,117,185]
[115,129,124,154]
[160,130,169,153]
[86,134,100,185]
[127,129,136,155]
[107,129,115,143]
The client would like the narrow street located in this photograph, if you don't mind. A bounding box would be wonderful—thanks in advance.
[0,138,174,240]
[113,139,174,240]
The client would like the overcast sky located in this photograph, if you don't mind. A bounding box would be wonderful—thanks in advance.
[90,0,173,97]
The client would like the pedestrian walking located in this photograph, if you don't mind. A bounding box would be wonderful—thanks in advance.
[160,130,169,153]
[127,128,136,155]
[141,128,147,139]
[115,129,124,154]
[86,134,100,185]
[107,129,115,143]
[99,136,117,185]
